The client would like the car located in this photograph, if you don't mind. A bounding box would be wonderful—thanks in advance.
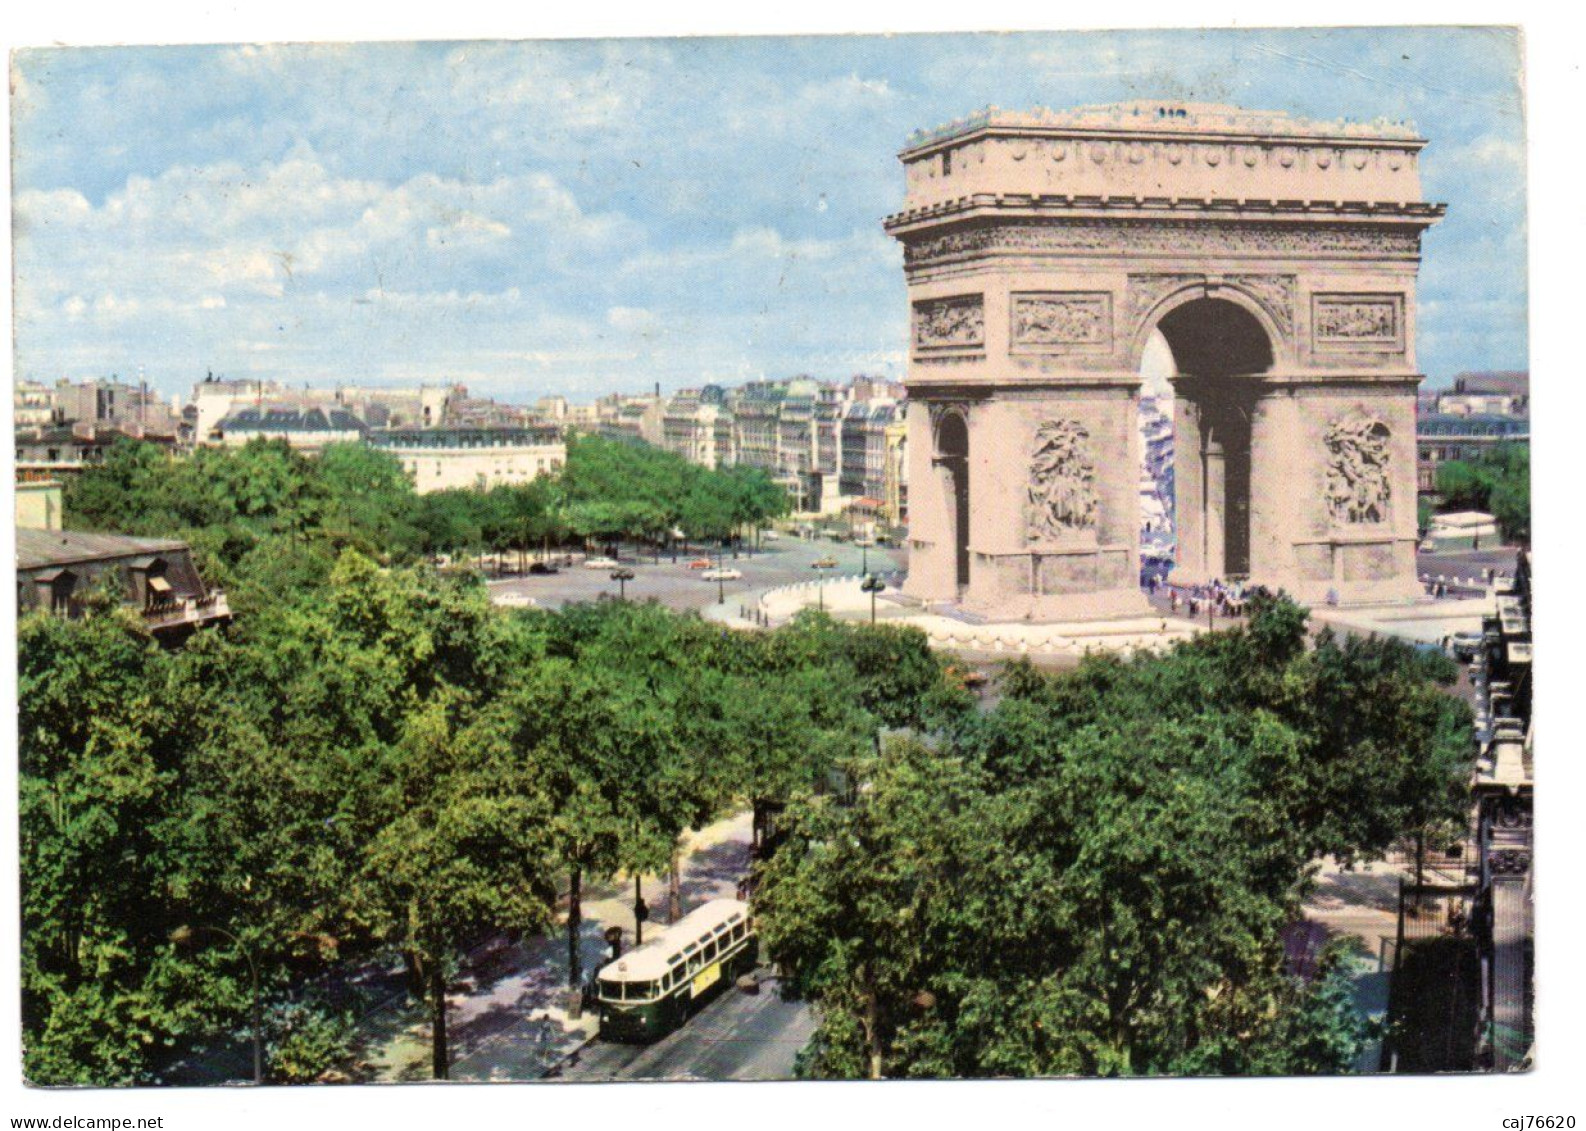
[701,568,742,581]
[528,561,560,575]
[686,558,713,570]
[760,530,781,542]
[811,556,838,569]
[584,556,619,570]
[493,592,537,608]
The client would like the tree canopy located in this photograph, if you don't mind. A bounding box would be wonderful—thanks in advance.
[755,596,1473,1079]
[1433,443,1529,543]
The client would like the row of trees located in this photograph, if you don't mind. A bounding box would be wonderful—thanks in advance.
[63,432,789,601]
[21,570,1471,1083]
[19,548,962,1084]
[755,595,1475,1078]
[1433,443,1529,543]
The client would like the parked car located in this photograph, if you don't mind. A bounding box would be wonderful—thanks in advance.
[584,556,619,570]
[761,530,781,542]
[528,561,560,575]
[701,568,742,581]
[493,592,537,608]
[812,556,838,569]
[686,557,713,570]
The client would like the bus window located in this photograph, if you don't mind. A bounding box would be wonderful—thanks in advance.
[625,980,656,1002]
[599,979,623,1001]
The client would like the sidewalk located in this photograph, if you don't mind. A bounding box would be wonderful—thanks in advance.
[1302,857,1418,1073]
[350,811,754,1082]
[744,575,1204,659]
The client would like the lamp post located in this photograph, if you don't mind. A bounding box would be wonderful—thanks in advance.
[861,540,869,577]
[861,574,886,625]
[610,567,635,601]
[171,924,262,1085]
[811,558,835,612]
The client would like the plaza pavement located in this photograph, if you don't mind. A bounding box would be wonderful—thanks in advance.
[705,573,1207,659]
[350,811,755,1082]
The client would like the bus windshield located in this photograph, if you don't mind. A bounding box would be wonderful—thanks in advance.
[598,978,657,1002]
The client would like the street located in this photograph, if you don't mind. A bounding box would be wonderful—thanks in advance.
[555,974,815,1082]
[486,535,905,614]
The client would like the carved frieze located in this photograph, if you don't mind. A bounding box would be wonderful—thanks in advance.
[1227,274,1296,339]
[1011,292,1112,350]
[1490,795,1534,830]
[1025,420,1098,541]
[927,401,970,431]
[1312,293,1404,347]
[1126,273,1202,328]
[913,295,984,351]
[1324,415,1393,525]
[1487,848,1532,878]
[903,220,1424,270]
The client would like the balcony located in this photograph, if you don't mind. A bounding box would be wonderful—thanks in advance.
[142,590,232,633]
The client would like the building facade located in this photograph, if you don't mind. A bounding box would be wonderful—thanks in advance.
[367,426,566,494]
[1416,414,1529,493]
[215,406,369,452]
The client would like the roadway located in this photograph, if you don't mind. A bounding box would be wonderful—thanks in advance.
[554,975,815,1082]
[486,535,905,615]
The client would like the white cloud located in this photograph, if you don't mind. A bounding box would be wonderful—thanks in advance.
[606,306,659,334]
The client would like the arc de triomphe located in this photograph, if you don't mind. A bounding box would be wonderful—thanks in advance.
[884,103,1444,618]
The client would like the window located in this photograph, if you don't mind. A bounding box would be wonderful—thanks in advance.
[146,575,173,608]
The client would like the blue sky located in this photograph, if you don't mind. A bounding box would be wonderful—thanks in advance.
[10,28,1526,401]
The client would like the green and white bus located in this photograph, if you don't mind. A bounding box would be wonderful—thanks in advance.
[595,898,757,1043]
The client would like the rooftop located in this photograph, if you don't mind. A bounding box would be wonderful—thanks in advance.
[17,528,190,571]
[904,101,1424,152]
[595,899,749,982]
[220,406,367,433]
[1450,371,1529,395]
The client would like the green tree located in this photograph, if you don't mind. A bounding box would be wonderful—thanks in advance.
[353,694,558,1079]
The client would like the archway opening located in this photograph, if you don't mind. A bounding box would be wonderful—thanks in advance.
[1156,297,1274,581]
[935,412,970,589]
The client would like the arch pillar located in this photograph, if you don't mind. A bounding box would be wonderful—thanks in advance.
[902,399,962,602]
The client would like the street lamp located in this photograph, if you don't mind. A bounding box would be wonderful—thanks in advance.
[610,567,635,601]
[171,923,262,1085]
[861,574,886,625]
[811,558,836,612]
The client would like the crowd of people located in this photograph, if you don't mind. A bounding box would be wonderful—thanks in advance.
[1145,571,1265,620]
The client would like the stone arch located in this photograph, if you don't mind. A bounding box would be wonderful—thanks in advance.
[890,103,1442,613]
[1147,297,1279,580]
[1126,281,1289,374]
[932,407,972,588]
